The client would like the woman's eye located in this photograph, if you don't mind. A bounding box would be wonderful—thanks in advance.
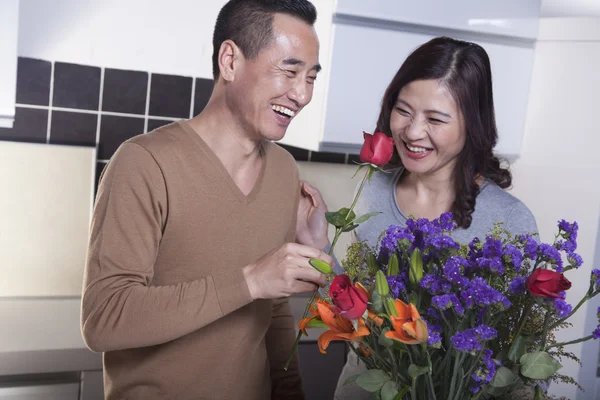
[428,118,445,124]
[395,107,410,116]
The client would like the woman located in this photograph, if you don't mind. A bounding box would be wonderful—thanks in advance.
[333,36,538,399]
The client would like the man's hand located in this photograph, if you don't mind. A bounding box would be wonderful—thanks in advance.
[243,243,333,300]
[296,181,329,249]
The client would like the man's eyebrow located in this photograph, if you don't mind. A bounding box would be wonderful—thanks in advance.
[282,58,322,73]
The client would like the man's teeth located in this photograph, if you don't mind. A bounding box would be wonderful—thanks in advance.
[406,144,432,153]
[272,105,295,117]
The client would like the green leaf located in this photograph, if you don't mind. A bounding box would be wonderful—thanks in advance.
[507,335,526,363]
[338,207,357,222]
[380,381,399,400]
[352,164,366,178]
[408,364,429,380]
[370,290,385,314]
[343,224,360,233]
[344,374,360,385]
[353,212,382,224]
[378,328,394,348]
[520,351,562,380]
[356,370,391,392]
[490,366,515,388]
[325,211,346,228]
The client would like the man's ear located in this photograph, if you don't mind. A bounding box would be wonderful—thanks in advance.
[218,39,242,82]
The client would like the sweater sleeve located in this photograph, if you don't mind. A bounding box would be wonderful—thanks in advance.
[81,143,253,353]
[265,172,305,399]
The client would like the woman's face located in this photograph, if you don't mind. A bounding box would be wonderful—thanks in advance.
[390,79,466,177]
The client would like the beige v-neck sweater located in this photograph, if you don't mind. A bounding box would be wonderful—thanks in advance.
[81,121,304,399]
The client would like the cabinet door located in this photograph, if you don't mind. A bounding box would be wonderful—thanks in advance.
[298,341,347,400]
[0,383,80,400]
[322,23,535,158]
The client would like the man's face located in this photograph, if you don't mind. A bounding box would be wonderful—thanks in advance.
[228,13,320,142]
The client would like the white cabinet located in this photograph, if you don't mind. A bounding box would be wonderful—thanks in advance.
[0,0,19,128]
[321,23,536,157]
[279,0,541,159]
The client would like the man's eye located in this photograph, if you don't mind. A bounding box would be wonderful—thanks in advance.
[307,76,317,84]
[286,70,297,76]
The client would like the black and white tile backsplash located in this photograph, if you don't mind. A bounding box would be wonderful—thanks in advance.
[0,57,357,194]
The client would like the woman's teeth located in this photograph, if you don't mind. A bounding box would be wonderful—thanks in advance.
[272,105,295,117]
[406,143,432,153]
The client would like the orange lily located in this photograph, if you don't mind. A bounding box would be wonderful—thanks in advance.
[313,301,370,354]
[385,299,428,344]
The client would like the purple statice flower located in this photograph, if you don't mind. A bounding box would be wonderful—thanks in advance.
[461,277,511,310]
[558,220,579,241]
[476,257,505,275]
[379,225,414,260]
[443,257,470,288]
[592,270,600,292]
[451,325,497,353]
[537,243,563,271]
[509,276,528,295]
[567,252,583,268]
[519,234,538,259]
[470,349,501,394]
[420,274,452,295]
[422,317,443,347]
[432,293,465,315]
[425,235,460,251]
[483,237,503,258]
[503,244,523,271]
[557,239,577,253]
[593,325,600,340]
[386,274,407,299]
[438,212,456,231]
[553,293,572,318]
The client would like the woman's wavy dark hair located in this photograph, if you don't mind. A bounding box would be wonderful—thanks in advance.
[376,36,511,229]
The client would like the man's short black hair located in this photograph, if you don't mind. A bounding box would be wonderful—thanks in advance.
[212,0,317,80]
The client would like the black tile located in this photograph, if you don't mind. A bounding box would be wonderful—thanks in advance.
[95,162,107,197]
[310,151,346,164]
[147,118,174,132]
[277,143,310,161]
[193,78,214,116]
[0,107,47,143]
[98,115,144,159]
[149,73,192,118]
[53,62,101,110]
[102,68,148,115]
[16,58,52,106]
[347,154,362,165]
[49,111,97,146]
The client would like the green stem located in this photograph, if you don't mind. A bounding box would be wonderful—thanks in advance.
[426,352,438,400]
[447,353,463,399]
[550,291,599,330]
[548,334,593,349]
[347,165,372,216]
[507,300,533,357]
[540,307,552,351]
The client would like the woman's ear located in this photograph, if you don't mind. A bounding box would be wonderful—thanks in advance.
[217,39,242,82]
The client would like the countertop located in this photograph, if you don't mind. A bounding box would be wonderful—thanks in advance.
[0,294,324,376]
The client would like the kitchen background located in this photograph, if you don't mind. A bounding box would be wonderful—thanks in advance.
[0,0,599,399]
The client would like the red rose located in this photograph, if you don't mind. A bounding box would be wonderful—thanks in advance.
[359,131,395,167]
[329,274,368,320]
[526,268,572,299]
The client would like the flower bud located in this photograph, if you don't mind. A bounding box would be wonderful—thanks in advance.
[309,258,333,275]
[366,252,379,274]
[375,270,389,297]
[387,253,399,276]
[409,248,423,286]
[385,296,399,317]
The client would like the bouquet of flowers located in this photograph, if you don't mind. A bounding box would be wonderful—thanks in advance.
[285,132,600,400]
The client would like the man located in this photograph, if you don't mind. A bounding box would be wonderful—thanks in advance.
[81,1,332,398]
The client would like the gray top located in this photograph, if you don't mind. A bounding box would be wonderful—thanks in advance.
[352,167,538,249]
